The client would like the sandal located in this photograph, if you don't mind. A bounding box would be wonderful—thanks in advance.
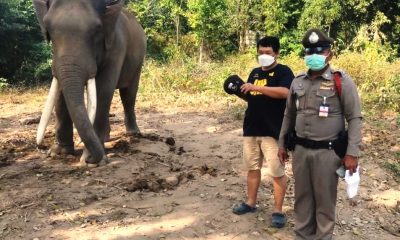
[271,212,286,228]
[232,202,257,215]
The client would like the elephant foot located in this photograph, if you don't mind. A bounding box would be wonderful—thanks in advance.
[47,143,75,157]
[126,127,141,137]
[78,148,108,168]
[77,158,107,168]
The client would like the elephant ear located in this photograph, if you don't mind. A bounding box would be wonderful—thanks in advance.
[32,0,50,41]
[103,0,124,50]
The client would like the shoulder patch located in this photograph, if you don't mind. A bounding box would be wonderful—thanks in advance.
[332,69,345,77]
[295,72,306,78]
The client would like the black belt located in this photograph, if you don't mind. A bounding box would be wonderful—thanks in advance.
[296,137,334,150]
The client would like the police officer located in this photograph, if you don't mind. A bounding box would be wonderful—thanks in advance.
[277,28,362,239]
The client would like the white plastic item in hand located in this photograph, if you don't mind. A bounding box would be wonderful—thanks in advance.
[344,166,360,198]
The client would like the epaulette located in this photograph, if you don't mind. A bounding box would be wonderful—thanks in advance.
[332,69,345,77]
[295,72,307,78]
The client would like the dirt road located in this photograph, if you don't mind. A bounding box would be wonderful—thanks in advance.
[0,93,399,239]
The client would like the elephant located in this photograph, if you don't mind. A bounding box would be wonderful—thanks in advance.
[32,0,146,167]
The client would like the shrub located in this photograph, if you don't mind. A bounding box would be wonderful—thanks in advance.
[139,51,400,112]
[0,78,9,91]
[332,51,400,112]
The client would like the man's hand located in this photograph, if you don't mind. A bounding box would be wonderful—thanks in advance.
[342,155,358,175]
[240,83,258,94]
[278,148,289,165]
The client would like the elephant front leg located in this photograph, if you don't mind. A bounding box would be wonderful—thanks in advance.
[49,92,75,157]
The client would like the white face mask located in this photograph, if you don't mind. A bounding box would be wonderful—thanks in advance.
[258,54,275,67]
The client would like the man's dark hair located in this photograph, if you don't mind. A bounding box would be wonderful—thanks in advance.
[257,36,280,53]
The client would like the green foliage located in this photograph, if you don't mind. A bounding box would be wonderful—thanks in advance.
[126,0,190,61]
[0,78,9,91]
[332,50,400,112]
[139,51,257,96]
[0,0,51,85]
[0,0,399,95]
[187,0,234,60]
[385,161,400,177]
[298,0,341,34]
[138,50,400,113]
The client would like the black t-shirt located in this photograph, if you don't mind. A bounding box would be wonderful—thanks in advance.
[243,64,294,138]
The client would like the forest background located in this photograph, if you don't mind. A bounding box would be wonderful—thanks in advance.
[0,0,399,161]
[1,0,399,111]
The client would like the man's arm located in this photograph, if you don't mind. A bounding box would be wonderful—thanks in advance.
[341,72,363,174]
[240,84,289,99]
[277,83,297,163]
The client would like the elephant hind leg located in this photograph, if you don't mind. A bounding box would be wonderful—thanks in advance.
[119,75,140,135]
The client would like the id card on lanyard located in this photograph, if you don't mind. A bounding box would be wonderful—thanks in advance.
[319,96,329,117]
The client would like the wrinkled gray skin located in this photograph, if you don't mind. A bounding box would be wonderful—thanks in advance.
[32,0,146,164]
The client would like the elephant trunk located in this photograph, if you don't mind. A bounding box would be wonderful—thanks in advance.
[57,65,104,164]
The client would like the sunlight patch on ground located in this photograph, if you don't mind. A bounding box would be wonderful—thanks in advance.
[206,126,219,133]
[373,189,400,208]
[51,216,197,239]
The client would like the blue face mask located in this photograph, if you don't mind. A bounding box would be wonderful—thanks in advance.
[305,54,327,71]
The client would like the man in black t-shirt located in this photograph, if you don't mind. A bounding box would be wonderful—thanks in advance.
[232,36,294,229]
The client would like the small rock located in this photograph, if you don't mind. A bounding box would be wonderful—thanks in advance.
[352,227,360,235]
[19,116,40,125]
[165,137,175,146]
[362,196,373,201]
[378,217,385,224]
[251,231,260,236]
[165,176,179,186]
[264,227,278,234]
[341,220,347,225]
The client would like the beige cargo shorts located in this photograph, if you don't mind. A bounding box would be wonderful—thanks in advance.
[243,136,285,177]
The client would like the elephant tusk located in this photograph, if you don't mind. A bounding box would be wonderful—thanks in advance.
[87,78,97,125]
[37,77,60,145]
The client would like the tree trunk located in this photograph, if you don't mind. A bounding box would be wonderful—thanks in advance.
[199,40,203,64]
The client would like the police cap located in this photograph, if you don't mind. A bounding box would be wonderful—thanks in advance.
[302,28,334,48]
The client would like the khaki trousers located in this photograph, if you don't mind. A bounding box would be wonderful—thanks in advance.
[293,145,342,240]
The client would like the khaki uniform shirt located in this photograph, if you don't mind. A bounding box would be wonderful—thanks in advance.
[278,66,362,156]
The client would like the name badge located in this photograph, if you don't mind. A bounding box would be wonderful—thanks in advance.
[319,105,329,117]
[319,96,329,117]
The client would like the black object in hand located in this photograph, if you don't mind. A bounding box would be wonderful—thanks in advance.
[223,75,247,100]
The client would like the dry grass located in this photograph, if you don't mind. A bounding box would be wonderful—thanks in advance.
[0,87,49,118]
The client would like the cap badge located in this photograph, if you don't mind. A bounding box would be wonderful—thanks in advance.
[309,32,319,43]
